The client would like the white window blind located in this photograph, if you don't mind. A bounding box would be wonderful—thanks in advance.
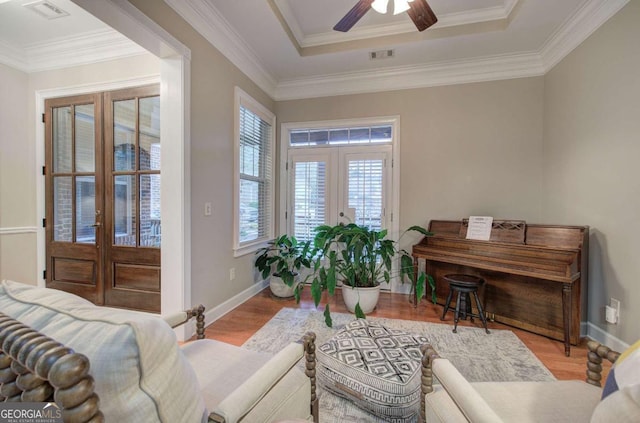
[348,159,384,231]
[293,160,327,241]
[234,88,275,255]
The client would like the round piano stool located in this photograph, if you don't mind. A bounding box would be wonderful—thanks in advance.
[440,274,490,334]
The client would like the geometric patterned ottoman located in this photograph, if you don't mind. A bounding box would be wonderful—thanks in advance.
[317,319,428,422]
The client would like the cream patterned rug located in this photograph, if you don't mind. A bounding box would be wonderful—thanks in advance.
[242,307,555,423]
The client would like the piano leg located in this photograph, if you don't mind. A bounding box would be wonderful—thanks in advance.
[562,283,572,356]
[412,256,419,307]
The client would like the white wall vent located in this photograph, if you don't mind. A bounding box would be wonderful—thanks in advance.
[369,49,395,60]
[23,0,69,20]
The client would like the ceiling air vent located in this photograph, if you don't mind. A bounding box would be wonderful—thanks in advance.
[369,49,395,60]
[23,0,69,20]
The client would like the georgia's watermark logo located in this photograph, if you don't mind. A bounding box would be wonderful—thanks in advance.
[0,402,62,423]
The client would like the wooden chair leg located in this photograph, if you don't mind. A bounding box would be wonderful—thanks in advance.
[453,291,462,333]
[440,288,453,321]
[472,291,490,334]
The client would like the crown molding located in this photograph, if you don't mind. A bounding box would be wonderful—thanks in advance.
[272,0,305,46]
[294,0,520,48]
[165,0,628,102]
[274,52,544,101]
[0,40,28,71]
[163,0,277,99]
[539,0,629,71]
[274,0,629,100]
[26,28,148,72]
[0,28,148,73]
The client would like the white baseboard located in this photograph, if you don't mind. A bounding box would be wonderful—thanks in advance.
[203,279,270,327]
[584,322,630,352]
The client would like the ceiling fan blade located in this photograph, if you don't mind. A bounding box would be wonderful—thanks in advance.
[333,0,374,32]
[407,0,438,32]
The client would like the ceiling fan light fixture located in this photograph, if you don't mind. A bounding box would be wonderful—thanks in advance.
[371,0,389,14]
[333,0,435,33]
[393,0,413,15]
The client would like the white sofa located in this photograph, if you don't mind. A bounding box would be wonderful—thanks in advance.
[0,280,318,423]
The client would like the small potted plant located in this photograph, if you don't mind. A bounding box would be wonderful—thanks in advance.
[309,223,433,326]
[254,234,313,298]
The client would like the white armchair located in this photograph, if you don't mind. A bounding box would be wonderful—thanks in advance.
[419,341,635,423]
[165,305,319,423]
[0,280,318,423]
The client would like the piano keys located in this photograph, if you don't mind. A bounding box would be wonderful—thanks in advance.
[412,219,589,356]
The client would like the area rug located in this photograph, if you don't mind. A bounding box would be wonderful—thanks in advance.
[242,307,555,423]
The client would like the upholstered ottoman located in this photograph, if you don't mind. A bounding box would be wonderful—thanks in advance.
[317,319,428,422]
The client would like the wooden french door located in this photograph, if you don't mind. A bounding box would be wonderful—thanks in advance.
[45,85,161,312]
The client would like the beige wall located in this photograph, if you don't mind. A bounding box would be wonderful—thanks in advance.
[276,77,545,242]
[128,0,276,309]
[0,63,34,282]
[543,1,640,345]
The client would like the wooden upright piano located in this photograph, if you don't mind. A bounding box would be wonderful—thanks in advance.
[412,219,589,356]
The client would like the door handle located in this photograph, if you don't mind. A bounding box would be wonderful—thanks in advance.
[91,223,101,227]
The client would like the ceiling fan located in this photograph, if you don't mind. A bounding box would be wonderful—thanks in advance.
[334,0,438,32]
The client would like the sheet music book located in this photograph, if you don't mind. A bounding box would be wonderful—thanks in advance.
[466,216,494,241]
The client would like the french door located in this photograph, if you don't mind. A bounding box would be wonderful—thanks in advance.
[44,85,161,312]
[287,145,392,286]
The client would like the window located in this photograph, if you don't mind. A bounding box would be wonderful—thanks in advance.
[281,118,398,243]
[234,88,275,256]
[290,125,392,146]
[280,117,404,292]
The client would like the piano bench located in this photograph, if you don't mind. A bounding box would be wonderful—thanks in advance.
[440,274,490,334]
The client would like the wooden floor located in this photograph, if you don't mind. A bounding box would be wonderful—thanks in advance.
[204,288,608,382]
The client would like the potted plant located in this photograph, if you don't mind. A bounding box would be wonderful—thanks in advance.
[309,223,433,326]
[254,234,313,298]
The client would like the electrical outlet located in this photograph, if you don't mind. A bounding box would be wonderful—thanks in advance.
[204,202,212,216]
[605,306,617,324]
[609,298,621,324]
[229,267,236,281]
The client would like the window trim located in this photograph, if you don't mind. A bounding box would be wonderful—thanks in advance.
[233,87,276,257]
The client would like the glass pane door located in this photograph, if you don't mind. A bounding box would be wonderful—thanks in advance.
[287,146,391,236]
[290,153,331,241]
[112,95,161,248]
[339,148,391,230]
[45,93,103,304]
[104,85,161,312]
[51,104,98,244]
[343,154,386,230]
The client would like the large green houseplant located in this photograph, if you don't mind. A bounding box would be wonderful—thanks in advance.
[309,223,433,326]
[254,234,314,298]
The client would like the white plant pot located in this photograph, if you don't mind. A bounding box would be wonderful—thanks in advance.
[269,273,298,298]
[342,285,380,314]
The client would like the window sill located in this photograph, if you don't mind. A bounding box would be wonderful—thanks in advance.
[233,240,270,258]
